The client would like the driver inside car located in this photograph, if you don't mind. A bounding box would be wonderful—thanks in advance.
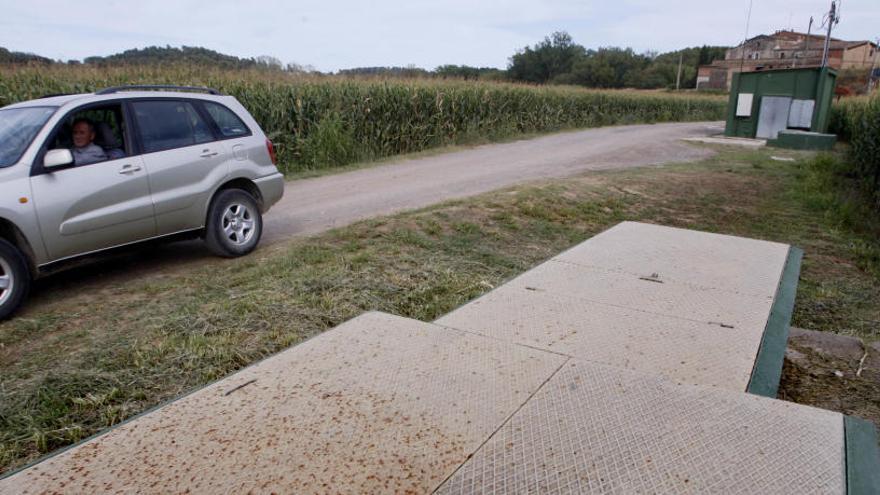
[71,118,107,165]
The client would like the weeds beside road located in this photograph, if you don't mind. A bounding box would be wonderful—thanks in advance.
[1,146,879,474]
[829,94,880,210]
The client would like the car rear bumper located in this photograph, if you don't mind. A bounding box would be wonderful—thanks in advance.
[254,173,285,212]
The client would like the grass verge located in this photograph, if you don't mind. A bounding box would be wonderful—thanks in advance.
[1,145,878,474]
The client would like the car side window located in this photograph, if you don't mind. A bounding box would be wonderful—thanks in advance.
[48,103,129,166]
[132,100,214,153]
[202,102,251,138]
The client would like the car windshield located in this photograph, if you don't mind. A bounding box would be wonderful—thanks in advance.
[0,106,57,168]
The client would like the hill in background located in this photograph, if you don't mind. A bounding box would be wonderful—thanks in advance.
[0,45,291,71]
[0,46,53,65]
[82,46,267,69]
[0,34,728,90]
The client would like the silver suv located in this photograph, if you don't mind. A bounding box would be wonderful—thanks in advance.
[0,85,285,319]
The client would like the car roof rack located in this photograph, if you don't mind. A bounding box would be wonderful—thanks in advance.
[95,85,222,95]
[39,93,74,99]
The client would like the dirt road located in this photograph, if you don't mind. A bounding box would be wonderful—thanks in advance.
[264,121,722,240]
[25,122,722,304]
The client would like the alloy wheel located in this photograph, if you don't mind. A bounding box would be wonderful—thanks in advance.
[0,256,14,308]
[222,203,256,246]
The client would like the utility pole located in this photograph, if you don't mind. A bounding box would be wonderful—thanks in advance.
[738,0,755,76]
[821,1,840,68]
[799,16,814,68]
[675,52,683,90]
[868,37,879,93]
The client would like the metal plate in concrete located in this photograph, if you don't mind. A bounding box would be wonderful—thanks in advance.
[1,312,566,494]
[436,284,762,391]
[436,360,845,494]
[553,222,790,298]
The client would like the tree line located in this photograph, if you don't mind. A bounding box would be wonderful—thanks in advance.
[508,32,727,89]
[338,65,505,81]
[0,47,53,65]
[337,32,727,89]
[1,32,728,89]
[0,46,308,72]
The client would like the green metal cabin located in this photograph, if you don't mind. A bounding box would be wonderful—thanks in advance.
[725,67,837,142]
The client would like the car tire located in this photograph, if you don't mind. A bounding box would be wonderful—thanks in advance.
[204,189,263,258]
[0,238,31,321]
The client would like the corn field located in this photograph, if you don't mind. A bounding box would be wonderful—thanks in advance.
[830,95,880,209]
[0,65,727,174]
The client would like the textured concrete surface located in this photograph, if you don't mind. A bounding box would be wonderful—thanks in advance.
[436,283,763,390]
[553,222,789,298]
[437,360,844,495]
[4,313,850,495]
[264,123,720,241]
[5,222,857,494]
[0,313,565,494]
[509,261,773,330]
[437,222,789,392]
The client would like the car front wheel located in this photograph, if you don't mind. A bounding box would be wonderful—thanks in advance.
[0,238,31,320]
[204,189,263,257]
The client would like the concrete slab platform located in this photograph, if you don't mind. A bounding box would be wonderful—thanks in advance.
[509,261,774,330]
[6,222,869,494]
[437,360,845,494]
[553,222,790,298]
[0,312,566,494]
[436,222,791,392]
[436,283,763,390]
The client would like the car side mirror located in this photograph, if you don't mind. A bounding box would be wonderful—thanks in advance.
[44,149,74,169]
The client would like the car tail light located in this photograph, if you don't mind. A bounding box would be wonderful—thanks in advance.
[266,139,277,165]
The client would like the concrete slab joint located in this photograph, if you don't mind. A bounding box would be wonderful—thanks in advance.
[438,221,792,393]
[2,221,877,494]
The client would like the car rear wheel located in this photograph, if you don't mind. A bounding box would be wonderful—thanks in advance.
[0,238,31,321]
[204,189,263,257]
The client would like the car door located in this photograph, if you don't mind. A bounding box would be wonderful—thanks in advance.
[30,103,156,262]
[130,99,229,236]
[200,100,254,162]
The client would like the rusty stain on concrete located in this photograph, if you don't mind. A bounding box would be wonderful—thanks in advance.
[0,313,564,494]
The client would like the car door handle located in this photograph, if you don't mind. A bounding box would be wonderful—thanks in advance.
[118,164,142,175]
[200,149,219,158]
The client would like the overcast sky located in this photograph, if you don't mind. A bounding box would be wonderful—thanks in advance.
[1,1,877,72]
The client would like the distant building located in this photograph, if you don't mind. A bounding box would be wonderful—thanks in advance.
[697,30,878,90]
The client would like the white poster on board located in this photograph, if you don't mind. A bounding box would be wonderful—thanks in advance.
[736,93,754,117]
